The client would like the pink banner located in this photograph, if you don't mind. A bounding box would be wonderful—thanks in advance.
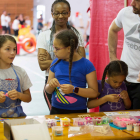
[89,0,129,112]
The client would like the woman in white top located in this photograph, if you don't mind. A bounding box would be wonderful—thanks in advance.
[37,0,85,111]
[25,16,31,27]
[12,16,19,36]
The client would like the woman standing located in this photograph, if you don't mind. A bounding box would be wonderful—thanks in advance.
[12,16,19,36]
[36,0,85,111]
[19,14,25,28]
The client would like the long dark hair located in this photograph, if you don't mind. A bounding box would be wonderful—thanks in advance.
[0,35,17,53]
[50,0,82,53]
[51,29,78,84]
[101,60,128,90]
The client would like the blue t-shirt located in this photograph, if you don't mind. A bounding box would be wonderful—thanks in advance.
[98,80,127,112]
[50,57,95,110]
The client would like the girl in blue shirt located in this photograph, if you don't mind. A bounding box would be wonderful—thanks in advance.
[45,29,99,114]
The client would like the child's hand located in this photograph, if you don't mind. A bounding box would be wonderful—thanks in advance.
[8,89,19,100]
[120,90,128,100]
[137,71,140,82]
[0,91,6,103]
[49,78,60,88]
[106,94,120,102]
[60,84,74,94]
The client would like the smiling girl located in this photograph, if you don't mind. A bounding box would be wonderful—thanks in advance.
[0,35,32,117]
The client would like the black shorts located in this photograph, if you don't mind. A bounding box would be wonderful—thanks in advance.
[50,106,87,115]
[2,26,7,32]
[125,82,140,109]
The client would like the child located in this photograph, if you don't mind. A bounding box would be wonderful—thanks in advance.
[45,29,99,115]
[87,60,131,112]
[0,35,32,117]
[37,0,85,111]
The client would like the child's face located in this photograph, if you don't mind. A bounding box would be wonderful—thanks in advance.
[53,38,70,60]
[0,40,16,66]
[107,75,125,89]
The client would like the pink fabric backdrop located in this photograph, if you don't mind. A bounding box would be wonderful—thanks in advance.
[89,0,131,112]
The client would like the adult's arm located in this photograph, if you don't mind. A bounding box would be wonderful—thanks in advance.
[84,19,90,40]
[38,48,53,71]
[76,29,86,58]
[108,20,122,61]
[38,46,85,70]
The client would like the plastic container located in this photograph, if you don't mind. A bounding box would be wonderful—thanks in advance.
[85,117,94,125]
[52,126,63,136]
[60,117,70,127]
[133,123,140,132]
[126,123,133,131]
[92,117,97,125]
[112,115,138,128]
[73,118,80,126]
[102,116,111,124]
[92,117,103,125]
[46,119,57,128]
[72,118,86,126]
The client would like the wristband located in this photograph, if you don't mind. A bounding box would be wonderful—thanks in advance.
[73,87,79,94]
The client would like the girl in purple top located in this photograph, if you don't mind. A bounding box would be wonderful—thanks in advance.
[88,60,131,112]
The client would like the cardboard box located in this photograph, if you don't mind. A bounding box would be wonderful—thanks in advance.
[4,118,51,140]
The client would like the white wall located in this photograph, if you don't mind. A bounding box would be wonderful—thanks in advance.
[33,0,90,30]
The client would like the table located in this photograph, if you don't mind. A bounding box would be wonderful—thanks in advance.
[0,111,140,140]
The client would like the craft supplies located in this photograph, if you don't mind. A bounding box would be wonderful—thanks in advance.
[5,93,8,97]
[68,125,94,138]
[0,118,9,122]
[78,114,91,118]
[52,126,63,136]
[94,125,111,135]
[109,122,126,130]
[111,115,138,128]
[54,116,60,122]
[96,117,103,125]
[55,116,59,119]
[126,123,133,131]
[133,123,140,132]
[85,117,93,125]
[92,117,103,125]
[73,118,85,126]
[45,119,57,128]
[78,120,86,126]
[102,116,111,124]
[60,117,70,127]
